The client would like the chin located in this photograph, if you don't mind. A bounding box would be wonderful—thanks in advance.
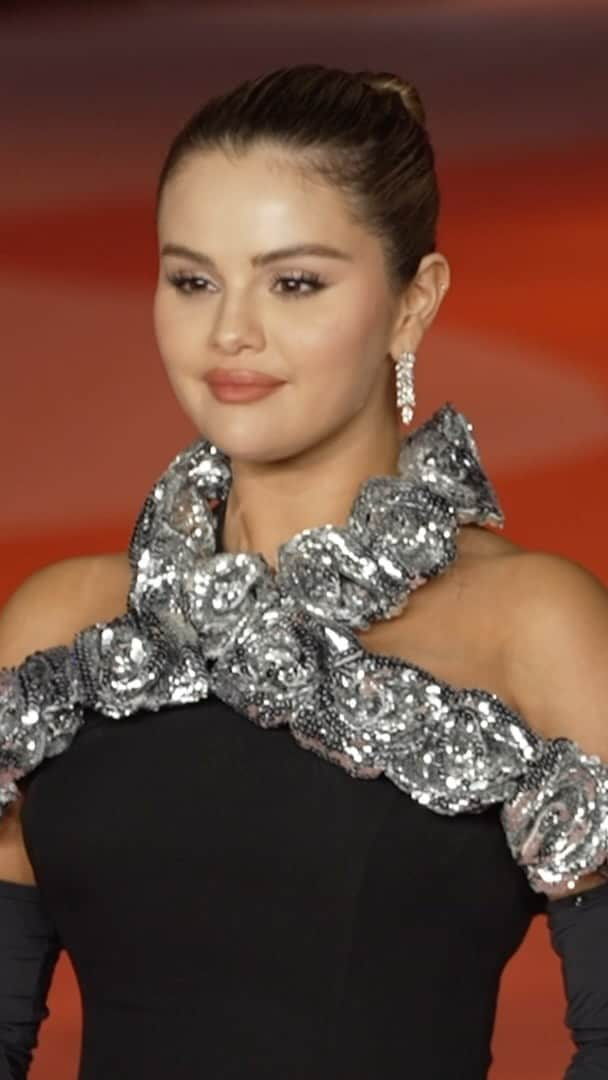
[174,382,346,464]
[206,424,325,468]
[186,415,286,460]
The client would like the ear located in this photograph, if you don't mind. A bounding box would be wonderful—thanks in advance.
[388,253,451,357]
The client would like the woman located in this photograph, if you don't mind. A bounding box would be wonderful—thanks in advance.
[1,64,607,1079]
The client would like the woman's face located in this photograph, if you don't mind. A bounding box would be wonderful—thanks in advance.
[154,145,405,462]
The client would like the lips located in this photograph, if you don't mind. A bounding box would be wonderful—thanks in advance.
[205,368,285,387]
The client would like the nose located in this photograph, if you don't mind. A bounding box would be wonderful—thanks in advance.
[208,292,265,355]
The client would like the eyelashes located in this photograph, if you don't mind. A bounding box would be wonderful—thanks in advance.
[165,270,326,299]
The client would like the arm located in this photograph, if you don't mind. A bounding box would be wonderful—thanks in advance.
[502,553,608,1077]
[0,790,61,1080]
[548,881,608,1079]
[0,554,131,1075]
[0,878,61,1080]
[0,553,132,815]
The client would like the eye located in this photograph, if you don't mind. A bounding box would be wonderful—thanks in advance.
[271,271,325,298]
[166,272,215,295]
[165,269,326,298]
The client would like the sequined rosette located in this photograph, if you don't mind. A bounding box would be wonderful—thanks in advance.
[501,740,608,895]
[0,649,82,809]
[2,401,608,898]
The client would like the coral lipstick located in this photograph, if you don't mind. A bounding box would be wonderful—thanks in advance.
[204,367,286,404]
[206,382,284,403]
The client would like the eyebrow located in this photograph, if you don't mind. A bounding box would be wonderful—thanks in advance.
[160,242,353,268]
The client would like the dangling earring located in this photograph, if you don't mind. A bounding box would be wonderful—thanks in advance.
[394,350,416,425]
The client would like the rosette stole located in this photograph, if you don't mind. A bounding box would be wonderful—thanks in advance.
[1,403,607,896]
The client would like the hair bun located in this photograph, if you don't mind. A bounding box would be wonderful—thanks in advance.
[359,71,427,128]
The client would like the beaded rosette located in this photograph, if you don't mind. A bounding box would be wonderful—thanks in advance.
[1,402,607,896]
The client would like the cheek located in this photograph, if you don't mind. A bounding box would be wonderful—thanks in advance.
[290,291,388,389]
[152,288,173,360]
[152,293,199,419]
[153,288,197,373]
[305,280,388,352]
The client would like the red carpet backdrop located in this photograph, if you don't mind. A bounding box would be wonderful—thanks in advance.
[1,1,607,1076]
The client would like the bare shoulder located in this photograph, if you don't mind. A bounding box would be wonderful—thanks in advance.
[455,521,526,564]
[408,522,527,630]
[495,547,608,753]
[431,533,608,758]
[0,551,131,668]
[0,552,131,883]
[357,523,528,701]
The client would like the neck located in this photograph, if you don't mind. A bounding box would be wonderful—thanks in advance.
[219,419,404,572]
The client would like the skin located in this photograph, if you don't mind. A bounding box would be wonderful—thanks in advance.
[3,142,608,918]
[154,149,608,902]
[154,144,450,573]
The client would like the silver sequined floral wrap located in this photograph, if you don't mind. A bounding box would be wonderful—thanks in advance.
[1,402,606,896]
[0,649,82,810]
[501,740,608,894]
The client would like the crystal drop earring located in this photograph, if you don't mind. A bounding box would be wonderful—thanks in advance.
[394,350,416,425]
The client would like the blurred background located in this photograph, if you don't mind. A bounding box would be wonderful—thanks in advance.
[1,0,607,1076]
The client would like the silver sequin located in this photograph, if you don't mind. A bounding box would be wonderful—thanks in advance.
[501,740,608,894]
[1,402,606,896]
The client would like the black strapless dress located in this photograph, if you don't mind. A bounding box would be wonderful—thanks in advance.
[21,688,544,1079]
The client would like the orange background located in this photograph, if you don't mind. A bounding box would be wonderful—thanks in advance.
[1,1,607,1076]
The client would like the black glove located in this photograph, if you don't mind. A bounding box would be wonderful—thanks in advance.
[548,879,608,1078]
[0,880,61,1079]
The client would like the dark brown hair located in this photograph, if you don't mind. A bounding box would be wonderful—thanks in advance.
[156,64,439,291]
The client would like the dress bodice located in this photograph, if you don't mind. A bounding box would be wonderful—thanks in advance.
[3,403,608,898]
[21,692,543,1080]
[4,401,608,1077]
